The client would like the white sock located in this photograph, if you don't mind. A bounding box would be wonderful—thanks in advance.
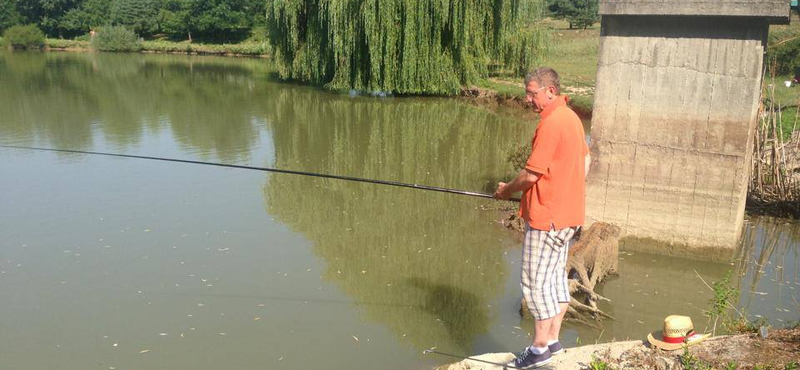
[547,340,559,346]
[529,346,548,354]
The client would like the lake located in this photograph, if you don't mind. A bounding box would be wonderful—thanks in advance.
[1,51,797,370]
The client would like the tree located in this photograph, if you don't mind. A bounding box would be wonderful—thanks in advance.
[547,0,598,29]
[567,0,599,29]
[60,0,111,35]
[110,0,159,36]
[161,0,195,41]
[161,0,250,42]
[266,0,549,95]
[0,1,22,33]
[14,0,84,37]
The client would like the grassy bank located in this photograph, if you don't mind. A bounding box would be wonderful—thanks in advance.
[479,18,598,117]
[42,38,269,57]
[485,16,800,132]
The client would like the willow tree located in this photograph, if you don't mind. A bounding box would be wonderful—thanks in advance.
[266,0,549,95]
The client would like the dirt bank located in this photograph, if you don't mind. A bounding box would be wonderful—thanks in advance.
[459,86,593,122]
[438,328,800,369]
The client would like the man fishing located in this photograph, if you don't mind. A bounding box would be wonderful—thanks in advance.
[494,67,590,369]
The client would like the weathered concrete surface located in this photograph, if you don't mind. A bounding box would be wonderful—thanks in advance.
[586,12,775,249]
[436,340,644,370]
[600,0,791,23]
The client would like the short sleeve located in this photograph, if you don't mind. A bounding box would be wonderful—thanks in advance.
[525,124,559,176]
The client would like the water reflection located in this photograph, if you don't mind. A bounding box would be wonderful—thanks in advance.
[2,51,796,368]
[258,89,532,352]
[0,52,271,162]
[735,217,800,325]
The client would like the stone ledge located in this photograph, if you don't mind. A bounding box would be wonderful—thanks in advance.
[600,0,790,23]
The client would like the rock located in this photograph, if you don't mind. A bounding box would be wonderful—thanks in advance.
[437,341,644,370]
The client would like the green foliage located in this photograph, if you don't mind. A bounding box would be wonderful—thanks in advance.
[6,0,262,42]
[679,347,714,370]
[46,38,90,49]
[60,0,111,35]
[753,364,800,370]
[266,0,550,95]
[15,0,84,37]
[110,0,158,36]
[548,0,599,29]
[0,0,23,34]
[140,40,268,55]
[767,38,800,77]
[2,24,46,49]
[507,142,532,173]
[705,271,739,335]
[588,355,613,370]
[725,316,768,335]
[160,0,254,42]
[91,25,142,52]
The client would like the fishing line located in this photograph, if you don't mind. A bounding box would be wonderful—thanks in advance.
[423,348,520,369]
[0,145,521,202]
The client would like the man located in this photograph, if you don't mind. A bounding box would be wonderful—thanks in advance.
[494,67,590,369]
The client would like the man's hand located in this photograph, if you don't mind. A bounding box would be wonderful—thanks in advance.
[494,182,509,200]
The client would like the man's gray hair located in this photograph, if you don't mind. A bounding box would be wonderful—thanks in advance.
[525,67,561,95]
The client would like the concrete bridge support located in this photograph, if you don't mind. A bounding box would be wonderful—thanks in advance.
[586,1,790,250]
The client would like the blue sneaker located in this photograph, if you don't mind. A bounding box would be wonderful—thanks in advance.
[548,341,563,355]
[507,347,553,369]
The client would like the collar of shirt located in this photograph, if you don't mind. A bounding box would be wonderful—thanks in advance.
[539,95,570,120]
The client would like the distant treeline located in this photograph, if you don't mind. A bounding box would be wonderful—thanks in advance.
[0,0,265,42]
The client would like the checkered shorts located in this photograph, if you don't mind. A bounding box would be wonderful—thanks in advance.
[521,224,578,320]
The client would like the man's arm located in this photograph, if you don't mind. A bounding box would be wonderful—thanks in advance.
[494,168,540,200]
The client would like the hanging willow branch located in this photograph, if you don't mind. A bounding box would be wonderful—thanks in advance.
[266,0,550,95]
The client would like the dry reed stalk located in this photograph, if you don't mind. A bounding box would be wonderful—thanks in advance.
[748,74,800,216]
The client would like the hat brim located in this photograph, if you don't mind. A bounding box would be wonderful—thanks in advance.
[647,331,711,351]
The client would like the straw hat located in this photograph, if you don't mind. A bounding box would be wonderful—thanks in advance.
[647,315,711,351]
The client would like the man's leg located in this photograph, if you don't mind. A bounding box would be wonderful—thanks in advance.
[547,228,576,343]
[548,302,569,341]
[522,227,564,347]
[534,316,556,348]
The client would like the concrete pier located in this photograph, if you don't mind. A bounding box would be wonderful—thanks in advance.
[587,0,790,249]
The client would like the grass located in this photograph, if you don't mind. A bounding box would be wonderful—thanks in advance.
[140,40,269,56]
[484,15,800,135]
[45,39,90,49]
[588,354,613,370]
[479,18,599,114]
[764,75,800,139]
[40,37,269,57]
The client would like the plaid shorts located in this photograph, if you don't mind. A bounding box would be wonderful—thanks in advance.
[521,224,578,320]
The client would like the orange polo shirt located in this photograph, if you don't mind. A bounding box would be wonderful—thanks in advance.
[521,95,589,231]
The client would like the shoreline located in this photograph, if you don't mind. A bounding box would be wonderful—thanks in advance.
[42,39,270,58]
[438,328,800,370]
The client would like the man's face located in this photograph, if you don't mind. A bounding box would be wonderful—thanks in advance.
[525,80,552,113]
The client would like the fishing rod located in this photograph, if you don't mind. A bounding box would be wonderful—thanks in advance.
[0,145,521,202]
[423,347,520,369]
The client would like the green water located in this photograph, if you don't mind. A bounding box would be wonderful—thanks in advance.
[0,51,797,370]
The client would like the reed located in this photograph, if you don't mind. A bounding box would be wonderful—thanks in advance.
[749,75,800,217]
